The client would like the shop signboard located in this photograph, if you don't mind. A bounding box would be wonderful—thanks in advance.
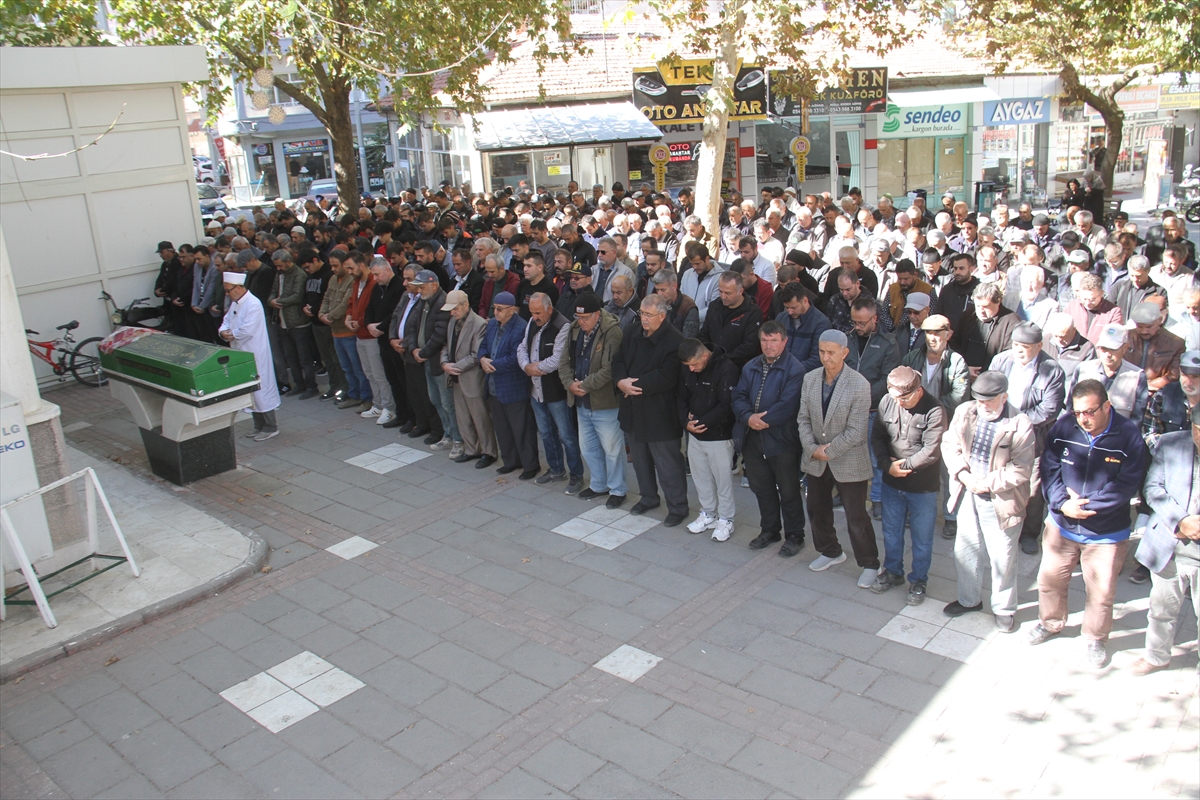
[982,97,1051,126]
[1159,82,1200,110]
[879,103,969,139]
[1085,85,1160,116]
[282,139,329,155]
[633,59,767,126]
[768,68,889,117]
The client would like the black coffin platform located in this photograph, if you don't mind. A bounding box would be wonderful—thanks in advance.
[139,426,236,485]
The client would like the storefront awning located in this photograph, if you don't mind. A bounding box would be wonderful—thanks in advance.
[889,86,1000,107]
[472,102,663,152]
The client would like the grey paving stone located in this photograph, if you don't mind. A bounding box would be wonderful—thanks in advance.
[346,574,420,611]
[567,572,646,607]
[617,536,698,570]
[520,738,606,792]
[510,527,588,558]
[461,562,535,595]
[327,464,391,488]
[394,594,472,634]
[279,577,352,614]
[296,623,361,658]
[623,590,684,622]
[604,685,674,727]
[415,686,509,740]
[413,520,464,542]
[168,764,264,799]
[382,531,442,558]
[369,499,416,520]
[817,692,899,739]
[2,694,75,743]
[672,640,760,684]
[253,526,297,550]
[742,631,841,680]
[266,541,320,568]
[570,602,651,641]
[105,648,179,691]
[310,503,384,534]
[796,617,888,662]
[442,617,526,660]
[327,686,421,741]
[727,736,851,797]
[39,736,135,797]
[137,672,222,724]
[323,638,393,675]
[285,470,355,499]
[677,555,740,583]
[244,749,359,800]
[179,702,259,753]
[738,663,838,715]
[112,719,216,791]
[337,485,394,514]
[278,712,362,760]
[95,774,165,799]
[647,705,756,764]
[824,659,885,695]
[321,598,391,633]
[868,640,950,682]
[631,565,710,601]
[321,738,420,797]
[75,688,163,743]
[384,719,467,771]
[241,593,301,624]
[865,672,941,715]
[387,482,440,507]
[655,751,774,799]
[500,641,588,688]
[266,607,333,639]
[360,657,448,706]
[212,730,288,772]
[413,641,509,693]
[512,582,590,619]
[754,578,823,611]
[514,553,590,588]
[565,712,686,780]
[418,545,484,575]
[20,718,92,762]
[569,548,650,582]
[360,616,440,658]
[729,597,810,638]
[477,768,570,799]
[52,670,123,709]
[234,632,306,671]
[178,646,259,692]
[317,560,374,590]
[448,506,500,528]
[809,596,896,634]
[699,617,764,650]
[478,673,552,714]
[273,489,332,515]
[573,763,679,800]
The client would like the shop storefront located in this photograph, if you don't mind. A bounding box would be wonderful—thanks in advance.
[627,127,740,197]
[877,103,969,200]
[981,96,1051,204]
[280,138,332,197]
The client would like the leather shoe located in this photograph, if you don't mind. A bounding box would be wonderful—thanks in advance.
[453,452,480,463]
[1130,657,1168,676]
[994,614,1017,633]
[605,494,626,510]
[578,488,608,501]
[381,416,403,429]
[1027,622,1058,646]
[941,520,957,539]
[663,512,686,528]
[943,600,983,617]
[1019,535,1039,555]
[630,501,660,515]
[398,421,416,434]
[475,455,497,469]
[496,464,521,475]
[779,538,805,558]
[748,531,782,550]
[518,468,539,481]
[407,427,430,439]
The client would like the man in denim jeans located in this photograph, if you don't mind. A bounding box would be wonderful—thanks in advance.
[869,366,947,606]
[519,293,585,493]
[558,293,627,508]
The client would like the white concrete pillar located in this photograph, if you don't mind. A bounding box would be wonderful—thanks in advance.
[0,226,58,424]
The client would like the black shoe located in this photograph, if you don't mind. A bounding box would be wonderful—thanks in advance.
[578,488,608,501]
[518,468,539,481]
[320,390,342,402]
[1019,535,1039,555]
[278,384,292,395]
[381,416,403,429]
[748,531,782,550]
[398,421,416,434]
[663,513,687,528]
[407,427,430,439]
[943,600,983,617]
[298,388,319,400]
[832,493,843,508]
[630,501,660,515]
[423,432,442,445]
[870,571,905,594]
[316,367,328,378]
[778,537,805,558]
[871,504,882,521]
[605,494,626,510]
[941,520,957,539]
[1129,564,1151,585]
[475,455,497,469]
[496,464,521,475]
[453,452,481,463]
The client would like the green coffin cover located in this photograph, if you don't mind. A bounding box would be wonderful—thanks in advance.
[100,334,258,396]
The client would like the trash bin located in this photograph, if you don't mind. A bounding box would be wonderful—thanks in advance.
[974,181,998,216]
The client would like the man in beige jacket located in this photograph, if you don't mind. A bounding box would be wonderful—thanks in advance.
[440,290,497,467]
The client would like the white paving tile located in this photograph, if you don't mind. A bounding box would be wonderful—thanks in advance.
[326,535,380,560]
[293,668,365,707]
[944,610,1001,638]
[582,528,637,550]
[578,506,632,525]
[877,616,942,649]
[608,515,661,535]
[374,443,408,457]
[220,673,290,712]
[594,644,662,682]
[924,628,987,662]
[361,458,403,474]
[898,600,954,627]
[245,690,319,733]
[267,651,336,688]
[345,452,388,468]
[552,518,604,540]
[61,421,92,433]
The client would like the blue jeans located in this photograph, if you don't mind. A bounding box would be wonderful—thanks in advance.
[531,399,584,478]
[867,412,882,503]
[577,405,626,496]
[333,335,371,401]
[881,483,937,584]
[425,365,460,442]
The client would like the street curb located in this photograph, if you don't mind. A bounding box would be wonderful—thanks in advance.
[0,530,270,684]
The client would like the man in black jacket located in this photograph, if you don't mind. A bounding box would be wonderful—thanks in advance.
[934,251,980,334]
[950,281,1019,377]
[366,257,413,429]
[409,271,459,453]
[699,272,763,369]
[517,251,560,320]
[300,247,348,402]
[679,339,739,541]
[613,293,689,527]
[448,247,485,314]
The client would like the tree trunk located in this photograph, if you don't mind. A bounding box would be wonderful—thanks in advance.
[1095,101,1124,205]
[322,84,361,216]
[692,0,745,237]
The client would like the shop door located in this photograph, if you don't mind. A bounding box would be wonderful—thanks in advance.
[575,147,612,193]
[936,137,965,198]
[833,128,862,197]
[533,148,571,194]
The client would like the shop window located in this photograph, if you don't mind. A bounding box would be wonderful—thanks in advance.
[430,126,472,189]
[490,152,532,191]
[268,74,303,108]
[392,126,426,191]
[627,140,739,198]
[282,139,331,197]
[355,123,389,193]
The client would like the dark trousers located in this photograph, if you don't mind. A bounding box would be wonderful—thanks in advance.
[184,310,218,343]
[312,324,347,395]
[742,430,806,539]
[807,468,879,569]
[1021,457,1045,541]
[379,342,412,423]
[279,325,318,391]
[630,437,689,514]
[490,396,539,471]
[251,410,277,433]
[404,361,439,434]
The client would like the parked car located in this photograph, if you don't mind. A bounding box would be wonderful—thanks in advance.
[304,179,339,208]
[197,182,228,222]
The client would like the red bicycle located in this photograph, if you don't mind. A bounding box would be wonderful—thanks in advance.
[26,321,107,388]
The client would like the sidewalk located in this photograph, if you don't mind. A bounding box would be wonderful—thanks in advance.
[0,382,1195,799]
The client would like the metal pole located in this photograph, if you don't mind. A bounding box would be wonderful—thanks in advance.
[355,97,369,196]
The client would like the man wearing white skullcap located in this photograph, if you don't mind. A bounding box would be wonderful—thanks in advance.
[220,271,281,441]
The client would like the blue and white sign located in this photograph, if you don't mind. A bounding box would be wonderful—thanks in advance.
[982,97,1051,127]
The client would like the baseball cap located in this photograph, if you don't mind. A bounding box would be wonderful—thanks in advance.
[1066,249,1089,265]
[1180,350,1200,376]
[904,292,931,312]
[568,261,593,277]
[156,240,175,252]
[441,289,468,311]
[409,269,439,286]
[1096,324,1127,349]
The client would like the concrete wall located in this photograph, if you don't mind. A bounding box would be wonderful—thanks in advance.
[0,46,208,384]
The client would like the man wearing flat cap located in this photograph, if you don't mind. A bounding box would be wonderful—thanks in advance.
[940,371,1036,632]
[1154,350,1200,436]
[1069,324,1149,424]
[1126,299,1184,398]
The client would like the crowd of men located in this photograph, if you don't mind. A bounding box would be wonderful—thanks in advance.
[150,177,1200,673]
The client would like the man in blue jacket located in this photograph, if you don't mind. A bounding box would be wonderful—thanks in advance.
[775,282,831,374]
[478,292,538,480]
[732,321,807,555]
[1031,379,1147,668]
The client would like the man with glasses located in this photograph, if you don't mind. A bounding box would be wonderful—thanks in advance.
[1032,379,1148,668]
[593,236,635,303]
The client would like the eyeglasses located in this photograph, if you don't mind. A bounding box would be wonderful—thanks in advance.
[638,310,665,318]
[1072,406,1103,418]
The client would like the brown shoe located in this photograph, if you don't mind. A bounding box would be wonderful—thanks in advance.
[1130,658,1169,677]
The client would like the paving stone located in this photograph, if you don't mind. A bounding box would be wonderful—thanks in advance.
[738,663,839,715]
[823,659,885,695]
[727,736,851,797]
[867,640,950,682]
[360,616,440,658]
[179,646,259,692]
[565,712,685,780]
[512,581,591,616]
[322,639,393,675]
[520,738,606,792]
[623,590,684,622]
[321,598,391,633]
[630,565,709,601]
[169,764,263,799]
[296,624,361,659]
[413,641,509,693]
[478,673,553,714]
[20,718,93,762]
[442,617,526,660]
[415,686,509,740]
[111,719,216,791]
[810,596,896,634]
[394,594,472,633]
[105,648,179,691]
[179,703,259,753]
[346,574,420,611]
[279,578,352,614]
[75,688,163,743]
[570,602,651,641]
[510,528,589,558]
[241,593,301,624]
[672,640,760,684]
[211,730,288,772]
[796,617,888,662]
[603,684,674,727]
[700,617,764,651]
[647,705,755,764]
[477,767,570,799]
[321,738,420,797]
[266,541,320,569]
[385,719,467,771]
[573,763,678,800]
[729,598,810,638]
[500,641,588,688]
[864,672,941,714]
[742,630,842,680]
[754,578,823,611]
[244,749,358,800]
[235,633,306,671]
[461,562,535,595]
[277,712,361,760]
[360,658,447,706]
[816,692,899,739]
[40,736,135,797]
[617,536,698,570]
[382,532,442,558]
[3,694,76,744]
[655,751,774,799]
[95,774,165,800]
[326,686,421,741]
[418,545,482,575]
[569,549,650,582]
[137,672,223,724]
[317,560,374,590]
[513,553,590,587]
[677,554,740,583]
[52,670,123,709]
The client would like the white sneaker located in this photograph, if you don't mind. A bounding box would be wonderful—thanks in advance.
[711,519,734,542]
[687,511,717,534]
[449,442,464,459]
[857,567,880,588]
[429,436,453,451]
[809,552,847,572]
[375,408,396,426]
[360,405,382,418]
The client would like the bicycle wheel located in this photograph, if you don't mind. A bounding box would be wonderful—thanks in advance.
[69,337,107,387]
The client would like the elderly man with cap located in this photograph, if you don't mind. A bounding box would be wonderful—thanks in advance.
[219,271,281,441]
[798,328,877,581]
[1155,350,1200,437]
[518,292,584,491]
[1132,404,1200,675]
[1069,324,1149,424]
[870,366,947,605]
[1032,379,1148,668]
[1126,299,1185,398]
[408,268,463,455]
[440,288,497,467]
[941,371,1036,631]
[652,269,701,340]
[845,296,902,518]
[268,248,320,400]
[989,322,1066,553]
[555,260,595,320]
[479,291,539,479]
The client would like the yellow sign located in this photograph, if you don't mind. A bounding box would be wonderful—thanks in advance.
[1160,83,1200,110]
[790,136,810,184]
[648,144,671,192]
[547,166,563,176]
[628,170,642,181]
